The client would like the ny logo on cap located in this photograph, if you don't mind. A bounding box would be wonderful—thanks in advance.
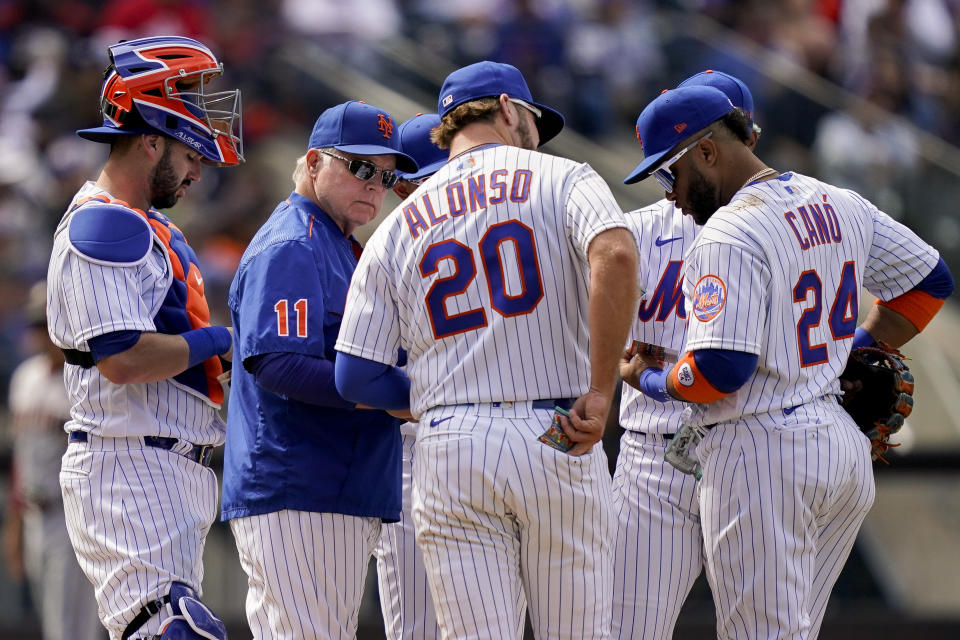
[378,114,394,139]
[635,124,642,148]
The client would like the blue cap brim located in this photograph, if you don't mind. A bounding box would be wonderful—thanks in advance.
[623,147,671,185]
[335,143,418,173]
[398,157,448,181]
[76,125,158,142]
[532,102,564,145]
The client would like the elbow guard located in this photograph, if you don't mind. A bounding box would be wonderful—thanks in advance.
[669,352,730,404]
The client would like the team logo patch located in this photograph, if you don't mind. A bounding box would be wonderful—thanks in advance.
[677,362,695,386]
[377,114,394,139]
[692,274,726,322]
[442,94,454,108]
[635,124,642,147]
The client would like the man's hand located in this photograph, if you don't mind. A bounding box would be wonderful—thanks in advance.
[619,340,665,391]
[560,388,612,456]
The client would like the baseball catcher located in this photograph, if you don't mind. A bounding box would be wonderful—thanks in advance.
[839,343,915,461]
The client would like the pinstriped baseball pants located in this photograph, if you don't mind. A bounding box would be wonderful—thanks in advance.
[413,403,613,640]
[230,510,381,640]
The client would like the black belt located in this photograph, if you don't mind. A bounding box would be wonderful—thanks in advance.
[633,430,675,440]
[531,398,576,411]
[457,398,575,411]
[62,348,95,368]
[68,432,214,467]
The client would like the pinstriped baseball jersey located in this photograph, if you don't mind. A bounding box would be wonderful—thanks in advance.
[619,201,698,434]
[613,200,703,640]
[681,172,939,427]
[46,181,225,445]
[335,144,629,417]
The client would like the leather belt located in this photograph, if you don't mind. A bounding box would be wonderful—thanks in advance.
[68,431,214,467]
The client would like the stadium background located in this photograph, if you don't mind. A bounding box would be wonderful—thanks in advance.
[1,0,959,637]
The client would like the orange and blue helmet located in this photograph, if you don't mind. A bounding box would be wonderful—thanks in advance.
[77,36,243,166]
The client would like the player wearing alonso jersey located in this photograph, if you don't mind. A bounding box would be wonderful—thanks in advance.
[622,85,953,640]
[335,61,638,640]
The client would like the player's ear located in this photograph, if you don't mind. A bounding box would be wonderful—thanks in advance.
[140,134,165,161]
[498,93,518,125]
[696,134,720,168]
[305,148,323,175]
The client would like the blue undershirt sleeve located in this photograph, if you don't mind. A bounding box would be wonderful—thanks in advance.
[913,257,954,298]
[89,330,142,363]
[334,352,411,411]
[693,349,758,393]
[249,352,354,408]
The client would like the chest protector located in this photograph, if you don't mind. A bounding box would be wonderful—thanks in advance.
[69,195,224,406]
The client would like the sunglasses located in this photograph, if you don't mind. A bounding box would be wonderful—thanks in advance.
[320,150,400,189]
[650,131,713,192]
[508,97,542,119]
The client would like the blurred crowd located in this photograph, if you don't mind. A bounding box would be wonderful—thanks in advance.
[2,0,960,419]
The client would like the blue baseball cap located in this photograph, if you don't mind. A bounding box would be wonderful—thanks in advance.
[678,70,755,124]
[396,113,448,180]
[307,100,417,173]
[437,61,565,145]
[623,86,735,185]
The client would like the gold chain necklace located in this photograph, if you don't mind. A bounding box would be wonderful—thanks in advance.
[741,167,777,190]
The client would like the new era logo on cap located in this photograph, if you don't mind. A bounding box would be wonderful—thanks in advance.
[674,123,687,134]
[437,61,565,145]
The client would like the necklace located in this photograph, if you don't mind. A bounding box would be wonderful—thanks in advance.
[741,167,777,190]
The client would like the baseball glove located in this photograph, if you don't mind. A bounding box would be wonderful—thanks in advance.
[839,343,914,462]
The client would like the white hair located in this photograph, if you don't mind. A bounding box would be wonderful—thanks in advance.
[292,148,336,184]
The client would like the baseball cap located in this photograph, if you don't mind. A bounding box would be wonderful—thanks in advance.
[395,113,448,180]
[437,61,565,145]
[678,70,754,124]
[623,85,736,185]
[307,100,417,173]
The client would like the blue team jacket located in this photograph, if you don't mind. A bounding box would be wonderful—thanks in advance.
[221,192,401,522]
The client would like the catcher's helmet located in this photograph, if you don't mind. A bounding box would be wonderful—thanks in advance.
[77,36,243,166]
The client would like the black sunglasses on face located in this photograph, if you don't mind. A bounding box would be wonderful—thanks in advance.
[320,150,400,189]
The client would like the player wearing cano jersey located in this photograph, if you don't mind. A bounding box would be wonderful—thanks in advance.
[374,112,448,640]
[612,70,759,640]
[221,100,417,640]
[45,36,242,640]
[622,85,953,640]
[334,61,638,640]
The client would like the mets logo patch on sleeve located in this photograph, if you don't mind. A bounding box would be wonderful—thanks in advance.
[692,274,726,322]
